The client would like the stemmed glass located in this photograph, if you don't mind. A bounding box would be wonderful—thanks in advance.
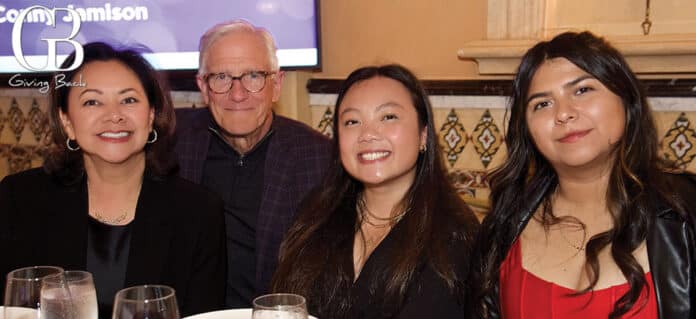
[3,266,64,318]
[112,285,180,319]
[252,293,309,319]
[39,270,98,319]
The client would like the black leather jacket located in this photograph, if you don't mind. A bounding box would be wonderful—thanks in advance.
[481,172,696,318]
[647,172,696,318]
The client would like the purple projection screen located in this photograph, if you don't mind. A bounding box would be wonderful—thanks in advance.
[0,0,320,73]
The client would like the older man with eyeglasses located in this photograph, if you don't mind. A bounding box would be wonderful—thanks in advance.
[175,20,331,309]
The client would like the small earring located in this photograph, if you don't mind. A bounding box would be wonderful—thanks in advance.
[147,129,158,144]
[419,144,427,153]
[66,138,80,151]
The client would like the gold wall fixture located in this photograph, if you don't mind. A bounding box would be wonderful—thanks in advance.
[642,0,652,35]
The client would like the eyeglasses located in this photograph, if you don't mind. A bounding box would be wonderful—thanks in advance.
[204,71,275,94]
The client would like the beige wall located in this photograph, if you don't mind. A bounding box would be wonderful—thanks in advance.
[277,0,489,120]
[546,0,696,36]
[312,0,696,81]
[314,0,487,80]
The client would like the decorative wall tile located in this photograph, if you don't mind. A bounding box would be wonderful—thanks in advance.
[317,107,334,138]
[471,109,503,168]
[448,169,490,196]
[7,146,33,174]
[28,99,46,143]
[661,112,696,169]
[8,98,25,142]
[439,109,468,167]
[0,144,43,175]
[0,108,4,135]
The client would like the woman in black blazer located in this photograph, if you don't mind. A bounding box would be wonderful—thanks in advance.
[0,42,226,317]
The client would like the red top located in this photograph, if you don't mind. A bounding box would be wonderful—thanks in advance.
[500,240,658,318]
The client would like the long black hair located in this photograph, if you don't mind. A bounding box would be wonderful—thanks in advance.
[471,31,684,318]
[272,64,478,318]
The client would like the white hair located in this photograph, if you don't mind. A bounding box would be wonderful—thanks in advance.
[197,19,279,75]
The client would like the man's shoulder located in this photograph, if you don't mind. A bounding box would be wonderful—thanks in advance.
[273,115,331,147]
[175,107,211,130]
[174,108,212,149]
[149,175,222,205]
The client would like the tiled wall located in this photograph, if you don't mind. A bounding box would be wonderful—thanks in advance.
[2,89,695,212]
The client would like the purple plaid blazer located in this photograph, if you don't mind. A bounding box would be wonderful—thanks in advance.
[174,108,332,295]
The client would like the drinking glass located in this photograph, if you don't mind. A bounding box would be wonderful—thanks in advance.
[40,270,98,319]
[252,293,309,319]
[112,285,179,319]
[3,266,64,319]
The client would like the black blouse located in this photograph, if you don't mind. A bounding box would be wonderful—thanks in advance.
[86,216,132,318]
[348,220,467,319]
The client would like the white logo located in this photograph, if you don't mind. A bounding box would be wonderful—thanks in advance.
[11,5,83,71]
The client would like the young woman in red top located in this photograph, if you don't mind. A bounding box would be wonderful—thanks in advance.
[469,31,696,318]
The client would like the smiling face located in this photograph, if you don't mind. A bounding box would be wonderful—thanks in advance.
[525,57,625,175]
[196,30,282,146]
[59,60,154,166]
[337,76,426,191]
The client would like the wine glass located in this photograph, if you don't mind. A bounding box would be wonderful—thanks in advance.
[3,266,64,319]
[39,270,98,319]
[112,285,180,319]
[252,293,308,319]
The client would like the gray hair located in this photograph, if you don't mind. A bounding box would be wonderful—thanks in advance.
[198,19,279,76]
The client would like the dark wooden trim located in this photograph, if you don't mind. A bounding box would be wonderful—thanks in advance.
[165,70,198,91]
[641,79,696,97]
[307,78,696,97]
[419,80,512,96]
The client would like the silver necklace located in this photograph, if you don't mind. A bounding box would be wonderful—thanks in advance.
[91,210,131,225]
[87,180,135,225]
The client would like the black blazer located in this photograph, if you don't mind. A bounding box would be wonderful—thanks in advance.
[0,168,227,317]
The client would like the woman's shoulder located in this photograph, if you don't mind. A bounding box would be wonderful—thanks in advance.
[1,167,58,191]
[660,171,696,193]
[654,171,696,219]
